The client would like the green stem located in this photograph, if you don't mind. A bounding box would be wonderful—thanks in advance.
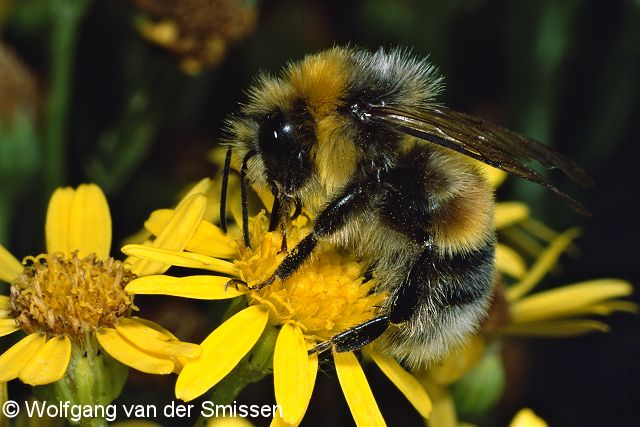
[0,191,11,246]
[36,334,128,426]
[43,0,92,194]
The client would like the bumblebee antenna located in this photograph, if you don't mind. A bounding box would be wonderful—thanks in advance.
[240,150,256,248]
[219,147,233,233]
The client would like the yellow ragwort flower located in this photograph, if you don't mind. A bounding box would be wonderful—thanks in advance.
[477,165,634,338]
[132,0,257,74]
[502,228,636,337]
[0,184,201,386]
[122,180,432,427]
[509,408,548,427]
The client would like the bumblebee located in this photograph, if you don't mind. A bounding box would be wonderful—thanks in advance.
[220,47,591,367]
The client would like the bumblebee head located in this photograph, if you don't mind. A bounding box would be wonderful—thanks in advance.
[226,47,366,199]
[255,109,314,196]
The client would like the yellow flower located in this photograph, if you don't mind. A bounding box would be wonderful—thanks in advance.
[0,184,201,386]
[424,227,634,390]
[509,408,548,427]
[476,165,635,337]
[122,183,432,426]
[427,226,635,394]
[132,0,257,73]
[502,228,636,337]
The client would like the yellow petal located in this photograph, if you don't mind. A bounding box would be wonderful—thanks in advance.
[130,193,207,276]
[305,352,318,411]
[479,164,507,188]
[129,317,178,339]
[274,324,310,425]
[501,319,610,337]
[96,328,174,374]
[115,318,201,360]
[0,296,9,310]
[0,319,19,337]
[270,346,319,427]
[153,193,207,249]
[127,317,194,371]
[111,421,164,427]
[186,222,238,259]
[67,184,112,259]
[334,351,386,427]
[0,333,46,382]
[495,202,529,229]
[45,187,74,255]
[369,349,432,419]
[228,181,244,230]
[496,244,526,280]
[0,245,21,283]
[573,301,639,316]
[121,227,153,246]
[255,185,275,213]
[126,275,243,299]
[424,334,486,386]
[19,335,71,385]
[122,245,238,276]
[208,418,255,427]
[269,415,289,427]
[176,305,269,402]
[506,227,581,301]
[500,227,546,260]
[421,379,457,427]
[147,210,237,259]
[520,218,560,244]
[509,408,548,427]
[178,178,212,206]
[509,279,633,323]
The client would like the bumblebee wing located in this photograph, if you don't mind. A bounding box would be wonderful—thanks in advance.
[367,104,592,215]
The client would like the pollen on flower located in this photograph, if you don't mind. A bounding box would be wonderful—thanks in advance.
[10,252,137,338]
[233,214,386,342]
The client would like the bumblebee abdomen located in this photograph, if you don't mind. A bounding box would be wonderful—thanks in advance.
[349,143,496,366]
[378,142,495,256]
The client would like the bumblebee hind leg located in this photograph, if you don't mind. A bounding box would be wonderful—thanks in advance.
[311,245,430,355]
[313,315,390,354]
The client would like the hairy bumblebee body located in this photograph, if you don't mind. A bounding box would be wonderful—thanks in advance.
[222,47,589,366]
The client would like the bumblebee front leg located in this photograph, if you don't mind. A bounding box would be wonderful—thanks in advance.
[249,178,376,290]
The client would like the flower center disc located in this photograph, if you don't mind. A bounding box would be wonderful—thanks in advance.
[10,252,136,337]
[235,215,386,341]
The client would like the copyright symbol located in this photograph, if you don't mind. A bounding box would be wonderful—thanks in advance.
[2,400,20,418]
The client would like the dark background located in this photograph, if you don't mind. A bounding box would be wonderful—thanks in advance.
[1,0,638,426]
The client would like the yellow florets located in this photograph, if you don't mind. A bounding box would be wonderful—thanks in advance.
[10,252,137,338]
[233,214,386,341]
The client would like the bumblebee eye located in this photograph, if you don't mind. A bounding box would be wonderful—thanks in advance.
[258,112,312,193]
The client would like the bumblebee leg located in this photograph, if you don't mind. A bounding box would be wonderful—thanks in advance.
[313,315,390,354]
[240,150,256,248]
[311,245,430,354]
[219,147,233,233]
[247,234,317,290]
[388,243,431,323]
[250,178,377,290]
